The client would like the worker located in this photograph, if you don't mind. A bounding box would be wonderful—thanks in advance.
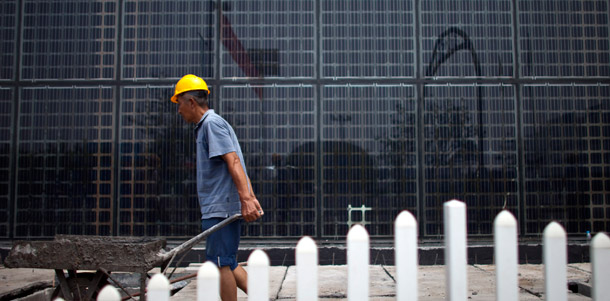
[171,74,263,300]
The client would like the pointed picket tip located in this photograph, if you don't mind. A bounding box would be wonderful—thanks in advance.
[297,236,317,254]
[198,261,219,279]
[248,249,270,267]
[148,273,169,290]
[592,232,610,249]
[347,224,369,242]
[494,210,517,228]
[444,199,465,208]
[97,284,121,301]
[543,221,566,238]
[395,210,417,229]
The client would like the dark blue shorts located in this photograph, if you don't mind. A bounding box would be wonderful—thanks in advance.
[201,218,241,271]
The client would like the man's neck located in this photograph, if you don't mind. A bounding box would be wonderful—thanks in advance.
[194,106,209,123]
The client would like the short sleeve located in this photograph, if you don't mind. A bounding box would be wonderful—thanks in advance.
[206,117,236,158]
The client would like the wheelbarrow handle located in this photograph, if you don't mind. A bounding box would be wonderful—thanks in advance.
[159,213,242,262]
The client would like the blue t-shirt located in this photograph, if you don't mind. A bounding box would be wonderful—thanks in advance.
[195,110,248,219]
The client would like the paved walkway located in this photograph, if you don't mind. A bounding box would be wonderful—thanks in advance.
[0,263,593,300]
[172,263,593,300]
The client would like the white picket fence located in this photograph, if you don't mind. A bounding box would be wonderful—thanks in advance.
[69,200,610,300]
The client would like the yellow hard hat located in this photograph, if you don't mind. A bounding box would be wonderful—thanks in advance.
[171,74,210,103]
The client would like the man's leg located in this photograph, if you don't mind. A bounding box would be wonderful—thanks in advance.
[202,218,243,299]
[233,264,248,294]
[219,266,238,301]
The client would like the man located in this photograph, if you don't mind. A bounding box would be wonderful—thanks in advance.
[171,74,263,300]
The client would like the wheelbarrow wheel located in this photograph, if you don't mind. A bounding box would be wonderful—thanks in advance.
[52,271,109,301]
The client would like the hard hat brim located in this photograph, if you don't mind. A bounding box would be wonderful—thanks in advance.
[170,89,210,103]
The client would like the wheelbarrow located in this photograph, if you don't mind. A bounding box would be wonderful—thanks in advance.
[3,214,242,301]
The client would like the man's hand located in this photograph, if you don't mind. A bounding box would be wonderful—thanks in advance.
[241,196,263,222]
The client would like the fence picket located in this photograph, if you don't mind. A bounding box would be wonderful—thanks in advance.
[147,273,169,301]
[493,210,518,301]
[543,222,567,301]
[444,200,467,301]
[395,210,417,301]
[296,236,318,301]
[591,232,610,301]
[197,261,220,301]
[248,249,270,301]
[347,224,369,301]
[96,284,121,301]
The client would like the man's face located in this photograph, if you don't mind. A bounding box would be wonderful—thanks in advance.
[176,95,198,124]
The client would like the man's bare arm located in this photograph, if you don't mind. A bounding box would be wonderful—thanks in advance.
[221,152,263,222]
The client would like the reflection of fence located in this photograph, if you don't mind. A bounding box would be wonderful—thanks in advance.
[97,200,610,300]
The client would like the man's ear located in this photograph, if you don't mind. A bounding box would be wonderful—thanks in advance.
[188,97,197,108]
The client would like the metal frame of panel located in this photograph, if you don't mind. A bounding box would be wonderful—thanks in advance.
[1,0,609,239]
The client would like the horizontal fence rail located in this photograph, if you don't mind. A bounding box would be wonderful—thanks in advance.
[55,200,610,301]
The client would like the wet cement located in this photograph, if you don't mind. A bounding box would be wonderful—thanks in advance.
[4,235,166,273]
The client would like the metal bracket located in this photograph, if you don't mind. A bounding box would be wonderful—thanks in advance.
[347,204,372,228]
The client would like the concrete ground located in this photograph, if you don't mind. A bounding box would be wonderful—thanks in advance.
[172,263,593,300]
[0,263,593,300]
